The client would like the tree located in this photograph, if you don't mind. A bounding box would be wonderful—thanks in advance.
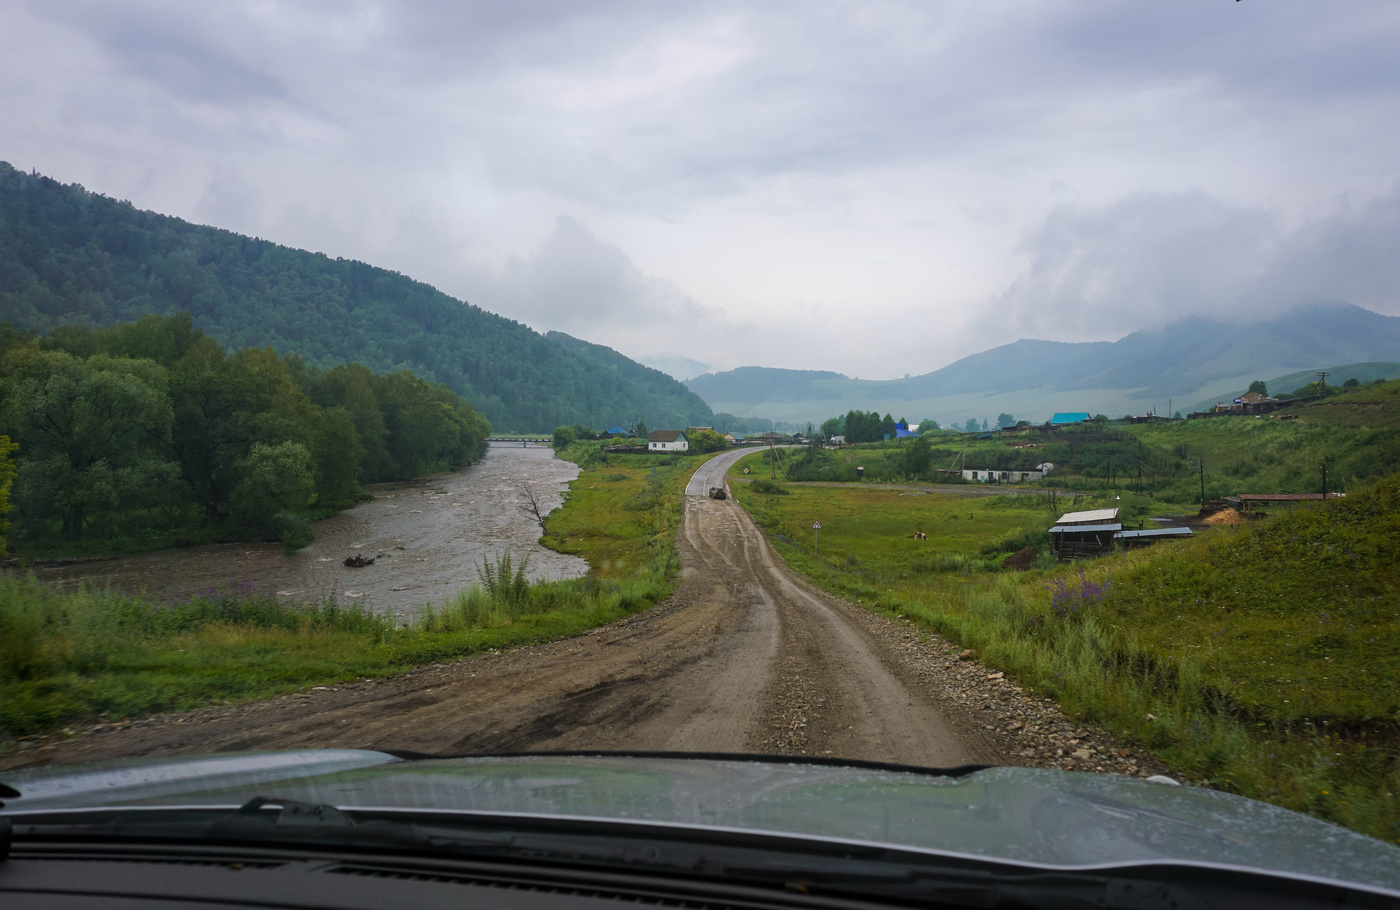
[1092,414,1108,422]
[899,436,932,479]
[633,419,649,440]
[229,441,315,535]
[4,352,178,539]
[1343,377,1360,388]
[687,428,727,453]
[553,426,577,449]
[964,418,979,433]
[1248,379,1268,396]
[997,413,1015,429]
[981,419,989,431]
[820,416,844,439]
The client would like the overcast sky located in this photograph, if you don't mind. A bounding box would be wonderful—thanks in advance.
[3,1,1398,379]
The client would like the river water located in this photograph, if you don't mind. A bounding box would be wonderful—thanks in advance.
[34,445,587,618]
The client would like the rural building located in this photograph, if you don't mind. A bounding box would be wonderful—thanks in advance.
[829,435,846,446]
[1056,508,1119,526]
[1048,523,1121,561]
[1049,508,1195,561]
[1050,412,1092,425]
[1116,527,1194,549]
[1212,391,1285,415]
[955,468,1050,483]
[648,430,689,453]
[723,433,739,445]
[1226,493,1345,513]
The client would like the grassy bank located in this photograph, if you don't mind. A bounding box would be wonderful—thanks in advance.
[0,445,692,740]
[730,454,1400,843]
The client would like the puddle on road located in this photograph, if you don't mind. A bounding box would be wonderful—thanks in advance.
[35,446,587,618]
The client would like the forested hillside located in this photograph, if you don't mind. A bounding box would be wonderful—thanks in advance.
[544,331,712,426]
[0,163,712,432]
[0,314,489,553]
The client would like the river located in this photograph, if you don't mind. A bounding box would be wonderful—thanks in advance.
[34,446,587,619]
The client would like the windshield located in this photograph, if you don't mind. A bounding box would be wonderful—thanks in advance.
[3,1,1400,901]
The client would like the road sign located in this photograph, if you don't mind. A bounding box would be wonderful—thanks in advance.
[812,521,821,529]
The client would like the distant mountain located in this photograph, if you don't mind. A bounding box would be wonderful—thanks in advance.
[0,162,711,433]
[686,304,1400,425]
[636,353,711,382]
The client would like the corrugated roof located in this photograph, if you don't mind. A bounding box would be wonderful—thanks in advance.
[1050,412,1091,425]
[1057,508,1119,525]
[1049,523,1122,534]
[1116,528,1194,539]
[649,430,685,442]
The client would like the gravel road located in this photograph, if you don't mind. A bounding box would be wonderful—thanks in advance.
[2,451,1168,778]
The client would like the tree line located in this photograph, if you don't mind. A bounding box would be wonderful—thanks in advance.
[0,313,489,552]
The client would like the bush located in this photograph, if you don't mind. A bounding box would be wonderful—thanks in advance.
[750,478,789,495]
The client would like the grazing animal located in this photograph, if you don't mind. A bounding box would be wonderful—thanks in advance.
[913,531,927,540]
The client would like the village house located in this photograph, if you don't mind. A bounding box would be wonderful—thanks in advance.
[1213,391,1285,415]
[955,468,1050,484]
[647,429,689,453]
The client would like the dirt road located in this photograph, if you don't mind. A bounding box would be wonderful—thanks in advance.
[4,452,1166,776]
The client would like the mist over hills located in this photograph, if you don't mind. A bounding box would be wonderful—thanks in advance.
[686,304,1400,426]
[0,163,711,433]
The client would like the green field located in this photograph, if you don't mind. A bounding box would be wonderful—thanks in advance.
[730,449,1400,843]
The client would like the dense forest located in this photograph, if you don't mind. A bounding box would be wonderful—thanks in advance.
[0,163,713,432]
[0,313,489,553]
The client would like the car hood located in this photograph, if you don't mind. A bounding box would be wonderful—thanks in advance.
[3,751,1397,892]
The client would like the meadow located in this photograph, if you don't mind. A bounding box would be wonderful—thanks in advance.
[730,454,1400,843]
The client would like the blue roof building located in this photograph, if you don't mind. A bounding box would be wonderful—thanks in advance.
[1050,412,1091,425]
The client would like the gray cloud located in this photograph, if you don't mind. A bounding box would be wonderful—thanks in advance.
[3,1,1400,379]
[994,186,1400,343]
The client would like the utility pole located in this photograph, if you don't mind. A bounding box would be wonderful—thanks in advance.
[1322,459,1328,498]
[1199,459,1206,506]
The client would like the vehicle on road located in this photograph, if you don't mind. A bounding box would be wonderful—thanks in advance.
[3,750,1398,908]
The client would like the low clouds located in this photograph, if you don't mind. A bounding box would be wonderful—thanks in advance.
[993,187,1400,343]
[484,216,733,364]
[3,2,1400,379]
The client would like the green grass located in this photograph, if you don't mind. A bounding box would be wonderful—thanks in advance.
[730,460,1400,844]
[0,444,692,741]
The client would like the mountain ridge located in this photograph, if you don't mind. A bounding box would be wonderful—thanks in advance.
[685,304,1400,424]
[0,162,712,433]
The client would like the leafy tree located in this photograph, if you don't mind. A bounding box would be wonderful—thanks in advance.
[687,428,726,453]
[229,441,316,535]
[899,436,932,478]
[553,426,577,449]
[997,413,1015,428]
[1248,379,1269,396]
[633,419,649,440]
[964,418,979,433]
[982,419,989,431]
[1343,377,1360,388]
[1092,414,1109,422]
[820,415,844,439]
[3,351,178,539]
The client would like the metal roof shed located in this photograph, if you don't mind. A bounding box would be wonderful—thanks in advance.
[1056,508,1119,526]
